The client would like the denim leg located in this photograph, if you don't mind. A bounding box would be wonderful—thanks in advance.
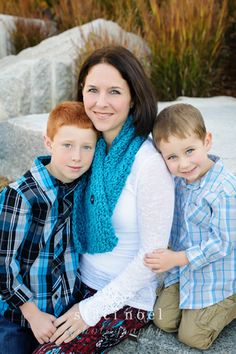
[0,316,38,354]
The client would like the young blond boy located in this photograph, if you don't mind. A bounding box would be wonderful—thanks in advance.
[145,103,236,350]
[0,102,97,354]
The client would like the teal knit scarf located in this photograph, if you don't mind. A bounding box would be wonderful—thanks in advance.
[72,116,145,254]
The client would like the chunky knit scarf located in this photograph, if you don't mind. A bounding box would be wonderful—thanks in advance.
[72,116,145,254]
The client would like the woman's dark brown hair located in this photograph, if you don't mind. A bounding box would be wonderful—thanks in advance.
[77,46,157,137]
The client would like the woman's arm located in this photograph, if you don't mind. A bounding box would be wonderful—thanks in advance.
[79,152,175,325]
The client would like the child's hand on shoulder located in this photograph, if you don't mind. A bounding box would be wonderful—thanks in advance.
[144,249,189,273]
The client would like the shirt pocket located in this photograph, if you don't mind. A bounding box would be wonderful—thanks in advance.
[187,200,212,233]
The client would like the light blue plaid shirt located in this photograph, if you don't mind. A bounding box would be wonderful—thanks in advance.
[165,155,236,309]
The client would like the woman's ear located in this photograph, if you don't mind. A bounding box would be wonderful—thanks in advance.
[44,135,53,153]
[204,132,212,151]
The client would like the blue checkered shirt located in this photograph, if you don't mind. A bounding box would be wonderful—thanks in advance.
[165,155,236,309]
[0,156,81,327]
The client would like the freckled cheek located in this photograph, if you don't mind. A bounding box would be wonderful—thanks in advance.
[84,153,95,166]
[60,151,72,163]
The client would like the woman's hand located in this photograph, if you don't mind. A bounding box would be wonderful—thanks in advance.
[144,249,189,273]
[50,304,89,345]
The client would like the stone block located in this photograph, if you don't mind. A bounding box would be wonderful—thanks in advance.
[0,114,48,180]
[0,19,149,121]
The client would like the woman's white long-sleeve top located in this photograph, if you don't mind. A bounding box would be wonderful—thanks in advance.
[79,138,175,326]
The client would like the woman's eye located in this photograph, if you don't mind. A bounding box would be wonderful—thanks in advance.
[88,88,97,93]
[110,89,120,95]
[63,144,72,149]
[83,145,92,150]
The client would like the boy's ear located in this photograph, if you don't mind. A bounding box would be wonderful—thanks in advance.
[205,132,212,151]
[44,135,53,153]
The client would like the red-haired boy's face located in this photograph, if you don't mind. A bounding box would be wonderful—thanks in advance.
[44,125,97,183]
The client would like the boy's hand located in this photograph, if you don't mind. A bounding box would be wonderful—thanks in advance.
[50,304,89,345]
[144,249,189,272]
[20,302,57,344]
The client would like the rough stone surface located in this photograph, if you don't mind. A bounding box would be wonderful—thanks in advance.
[0,113,48,180]
[0,18,148,121]
[0,14,15,57]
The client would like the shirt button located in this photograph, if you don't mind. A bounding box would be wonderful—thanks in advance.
[90,194,95,204]
[54,294,58,300]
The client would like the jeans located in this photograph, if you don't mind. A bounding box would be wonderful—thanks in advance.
[0,316,38,354]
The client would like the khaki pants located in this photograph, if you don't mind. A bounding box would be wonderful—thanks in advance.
[153,283,236,350]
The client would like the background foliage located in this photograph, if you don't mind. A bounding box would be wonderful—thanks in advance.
[0,0,235,100]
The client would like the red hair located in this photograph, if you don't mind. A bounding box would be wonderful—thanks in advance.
[47,101,97,140]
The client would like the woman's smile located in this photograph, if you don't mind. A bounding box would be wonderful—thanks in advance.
[82,63,132,145]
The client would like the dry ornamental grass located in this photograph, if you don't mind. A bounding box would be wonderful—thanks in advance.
[0,0,235,99]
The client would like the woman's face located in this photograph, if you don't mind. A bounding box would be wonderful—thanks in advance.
[82,63,132,145]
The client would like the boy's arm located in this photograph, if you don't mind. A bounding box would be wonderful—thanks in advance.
[0,188,35,307]
[145,191,236,273]
[185,193,235,271]
[144,249,188,273]
[144,203,187,273]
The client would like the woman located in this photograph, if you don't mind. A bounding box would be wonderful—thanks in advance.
[34,46,174,353]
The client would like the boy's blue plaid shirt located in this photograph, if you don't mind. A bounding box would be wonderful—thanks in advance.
[0,156,81,327]
[165,155,236,309]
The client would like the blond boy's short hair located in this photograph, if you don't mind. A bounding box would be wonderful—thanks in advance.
[153,103,207,148]
[47,101,97,140]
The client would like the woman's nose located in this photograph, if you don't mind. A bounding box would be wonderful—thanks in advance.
[96,93,108,107]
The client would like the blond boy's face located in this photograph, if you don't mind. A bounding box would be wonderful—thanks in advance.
[158,132,213,183]
[44,125,97,183]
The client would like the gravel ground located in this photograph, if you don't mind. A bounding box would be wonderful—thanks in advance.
[110,320,236,354]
